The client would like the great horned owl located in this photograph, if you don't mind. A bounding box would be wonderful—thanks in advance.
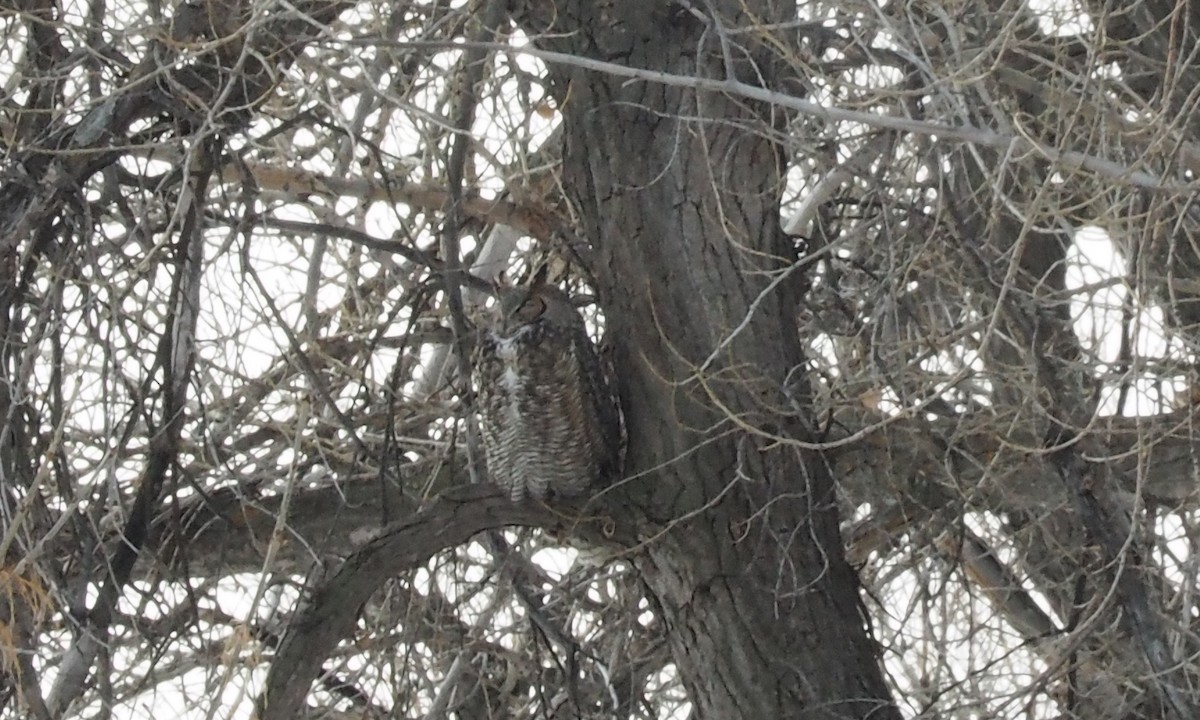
[473,271,622,502]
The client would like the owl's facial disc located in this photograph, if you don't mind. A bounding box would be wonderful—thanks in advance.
[496,290,546,336]
[513,295,546,324]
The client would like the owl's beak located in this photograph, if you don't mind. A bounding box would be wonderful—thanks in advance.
[495,310,513,337]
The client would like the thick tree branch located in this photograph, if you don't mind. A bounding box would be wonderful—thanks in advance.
[831,407,1200,514]
[256,484,634,720]
[1048,444,1198,720]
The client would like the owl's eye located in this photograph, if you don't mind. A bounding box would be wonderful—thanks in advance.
[514,295,547,323]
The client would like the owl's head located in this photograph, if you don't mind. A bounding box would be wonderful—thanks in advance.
[491,268,580,338]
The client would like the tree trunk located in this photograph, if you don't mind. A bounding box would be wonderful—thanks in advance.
[526,2,901,717]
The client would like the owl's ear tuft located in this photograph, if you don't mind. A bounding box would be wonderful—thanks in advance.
[529,263,550,290]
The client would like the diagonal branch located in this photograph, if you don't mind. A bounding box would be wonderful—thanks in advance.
[374,38,1178,190]
[256,484,634,720]
[47,139,216,715]
[1048,444,1198,720]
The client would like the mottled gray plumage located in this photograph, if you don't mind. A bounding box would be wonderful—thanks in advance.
[473,277,621,502]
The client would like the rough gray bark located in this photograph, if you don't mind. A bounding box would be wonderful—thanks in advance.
[523,2,901,717]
